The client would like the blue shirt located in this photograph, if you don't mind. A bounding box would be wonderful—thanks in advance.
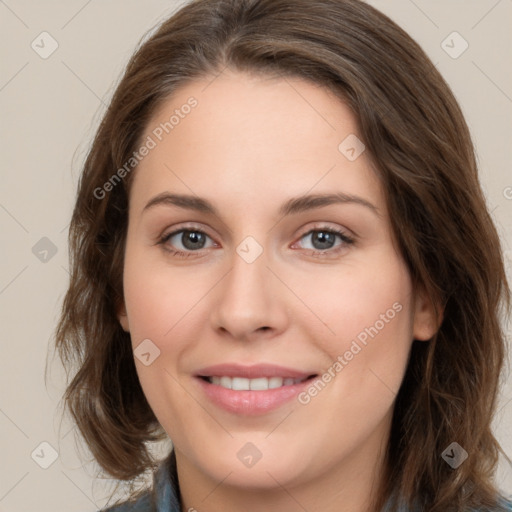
[100,451,512,512]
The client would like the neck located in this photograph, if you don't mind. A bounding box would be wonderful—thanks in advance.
[175,416,391,512]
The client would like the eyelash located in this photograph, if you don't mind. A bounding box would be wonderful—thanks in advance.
[158,225,355,259]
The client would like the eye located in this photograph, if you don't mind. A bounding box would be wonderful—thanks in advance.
[294,227,354,254]
[158,225,354,258]
[159,228,216,257]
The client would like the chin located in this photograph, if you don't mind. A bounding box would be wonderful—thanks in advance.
[199,441,312,489]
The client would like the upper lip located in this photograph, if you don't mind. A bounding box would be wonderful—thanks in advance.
[195,363,317,379]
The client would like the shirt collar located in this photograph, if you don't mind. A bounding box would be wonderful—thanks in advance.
[152,450,181,512]
[150,451,413,512]
[149,451,512,512]
[151,451,409,512]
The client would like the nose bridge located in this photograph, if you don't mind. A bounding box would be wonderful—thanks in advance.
[209,238,288,339]
[223,243,271,314]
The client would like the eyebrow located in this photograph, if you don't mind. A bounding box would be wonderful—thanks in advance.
[142,192,380,218]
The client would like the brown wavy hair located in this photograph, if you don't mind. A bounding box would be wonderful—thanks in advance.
[51,0,511,510]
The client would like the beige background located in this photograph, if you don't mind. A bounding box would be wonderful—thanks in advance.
[1,1,511,511]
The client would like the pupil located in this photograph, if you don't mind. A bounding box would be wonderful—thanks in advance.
[313,231,334,250]
[182,231,205,249]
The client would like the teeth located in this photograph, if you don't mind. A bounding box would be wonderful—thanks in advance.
[220,376,231,389]
[268,377,284,389]
[207,376,307,390]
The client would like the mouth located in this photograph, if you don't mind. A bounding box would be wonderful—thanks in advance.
[198,375,316,390]
[194,363,319,415]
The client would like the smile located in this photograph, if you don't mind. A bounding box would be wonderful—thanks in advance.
[203,375,311,390]
[194,364,319,415]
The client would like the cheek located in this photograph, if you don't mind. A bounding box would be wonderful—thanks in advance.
[290,258,414,466]
[305,253,414,392]
[121,253,203,436]
[121,247,213,400]
[122,246,204,344]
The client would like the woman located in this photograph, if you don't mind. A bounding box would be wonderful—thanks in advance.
[54,0,512,510]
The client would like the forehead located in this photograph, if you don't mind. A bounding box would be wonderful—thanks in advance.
[130,70,384,215]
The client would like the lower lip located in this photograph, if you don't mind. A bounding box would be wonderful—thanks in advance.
[196,377,315,415]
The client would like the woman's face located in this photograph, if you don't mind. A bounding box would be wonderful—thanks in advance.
[118,70,436,494]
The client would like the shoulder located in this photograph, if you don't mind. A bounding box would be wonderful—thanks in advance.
[98,451,180,512]
[469,496,512,512]
[392,495,512,512]
[99,491,154,512]
[495,497,512,511]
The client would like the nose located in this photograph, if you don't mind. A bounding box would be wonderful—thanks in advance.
[209,245,289,342]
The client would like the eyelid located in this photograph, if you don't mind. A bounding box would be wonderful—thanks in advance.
[158,221,355,257]
[291,223,355,251]
[159,223,218,249]
[293,221,354,242]
[159,222,216,240]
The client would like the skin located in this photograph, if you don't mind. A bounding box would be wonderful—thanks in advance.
[117,69,438,512]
